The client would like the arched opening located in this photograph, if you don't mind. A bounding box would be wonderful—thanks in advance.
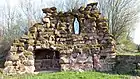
[73,17,80,34]
[34,48,60,71]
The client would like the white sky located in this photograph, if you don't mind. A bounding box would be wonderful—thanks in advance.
[133,23,140,44]
[1,0,140,44]
[9,0,19,7]
[0,0,19,7]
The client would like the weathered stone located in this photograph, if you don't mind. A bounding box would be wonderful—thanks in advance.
[41,44,47,48]
[29,27,37,33]
[3,66,16,75]
[23,60,34,66]
[42,18,50,26]
[42,8,52,13]
[14,39,20,43]
[60,56,70,64]
[4,61,13,67]
[16,64,26,74]
[18,47,24,52]
[35,46,41,49]
[4,2,116,74]
[109,53,116,58]
[21,35,29,39]
[19,54,26,60]
[27,46,34,51]
[50,23,55,28]
[70,63,93,71]
[61,64,70,71]
[28,39,35,45]
[25,66,35,73]
[7,55,19,61]
[24,51,33,57]
[10,46,18,52]
[100,48,114,53]
[98,59,115,71]
[19,38,27,42]
[114,61,135,74]
[27,55,34,60]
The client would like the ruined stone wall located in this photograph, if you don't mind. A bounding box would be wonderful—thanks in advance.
[3,2,115,74]
[114,55,140,74]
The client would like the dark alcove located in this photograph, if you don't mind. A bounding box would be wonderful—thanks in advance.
[34,48,60,71]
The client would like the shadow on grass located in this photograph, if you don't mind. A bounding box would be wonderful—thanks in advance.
[96,69,140,77]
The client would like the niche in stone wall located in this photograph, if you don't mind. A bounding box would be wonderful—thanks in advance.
[34,48,60,71]
[73,16,81,34]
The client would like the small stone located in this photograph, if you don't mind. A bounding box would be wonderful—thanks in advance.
[60,56,70,64]
[4,61,13,67]
[18,47,25,52]
[24,51,33,57]
[7,55,19,61]
[61,64,70,71]
[27,55,34,60]
[3,66,16,75]
[23,60,34,66]
[42,17,50,24]
[10,46,18,52]
[27,46,34,51]
[25,66,35,73]
[35,46,41,49]
[42,8,52,13]
[50,7,57,11]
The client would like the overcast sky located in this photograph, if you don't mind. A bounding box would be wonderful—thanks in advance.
[0,0,140,44]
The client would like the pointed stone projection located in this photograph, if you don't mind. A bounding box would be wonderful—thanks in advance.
[3,2,116,74]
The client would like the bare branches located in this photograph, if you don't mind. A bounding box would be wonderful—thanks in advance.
[64,0,86,11]
[98,0,140,41]
[51,0,86,12]
[19,0,44,27]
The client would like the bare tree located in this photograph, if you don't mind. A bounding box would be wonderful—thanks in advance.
[64,0,86,11]
[0,1,24,42]
[19,0,44,27]
[97,0,140,42]
[0,1,27,56]
[49,0,86,12]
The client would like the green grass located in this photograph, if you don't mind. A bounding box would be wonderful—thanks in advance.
[117,52,140,56]
[0,71,130,79]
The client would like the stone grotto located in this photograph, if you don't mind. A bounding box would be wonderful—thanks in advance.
[3,2,116,74]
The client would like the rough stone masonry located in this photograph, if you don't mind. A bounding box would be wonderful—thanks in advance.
[3,2,116,74]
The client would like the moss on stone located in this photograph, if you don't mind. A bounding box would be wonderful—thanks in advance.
[12,43,24,47]
[14,39,19,43]
[18,47,25,52]
[58,11,63,17]
[4,3,116,74]
[82,46,90,52]
[28,39,35,45]
[9,54,19,61]
[90,17,97,21]
[94,13,99,18]
[24,51,33,57]
[79,6,85,13]
[27,33,33,39]
[29,27,37,33]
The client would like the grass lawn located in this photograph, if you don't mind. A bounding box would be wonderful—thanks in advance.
[0,71,130,79]
[117,52,140,56]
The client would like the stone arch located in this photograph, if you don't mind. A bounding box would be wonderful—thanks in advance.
[3,22,62,74]
[34,48,61,71]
